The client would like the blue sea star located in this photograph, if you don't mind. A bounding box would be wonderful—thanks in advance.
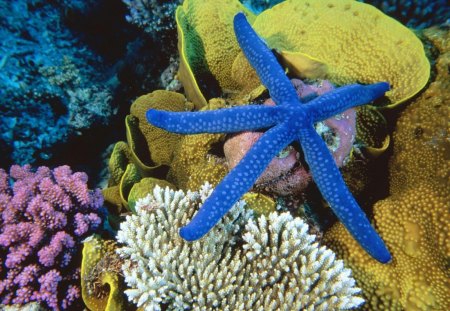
[147,13,392,263]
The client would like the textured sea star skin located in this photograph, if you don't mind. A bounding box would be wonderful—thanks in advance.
[147,13,392,263]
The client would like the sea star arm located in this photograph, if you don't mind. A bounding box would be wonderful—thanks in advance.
[234,12,299,106]
[298,126,392,263]
[179,122,295,241]
[146,105,279,134]
[304,82,390,122]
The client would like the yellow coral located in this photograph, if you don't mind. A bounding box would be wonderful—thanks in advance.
[355,106,390,157]
[176,0,255,104]
[103,91,190,212]
[81,235,125,311]
[242,192,276,215]
[251,0,429,106]
[130,91,191,166]
[324,27,449,311]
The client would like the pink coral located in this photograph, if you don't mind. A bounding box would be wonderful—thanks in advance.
[0,165,103,310]
[224,79,356,196]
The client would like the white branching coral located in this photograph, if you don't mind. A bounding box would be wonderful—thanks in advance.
[116,183,364,310]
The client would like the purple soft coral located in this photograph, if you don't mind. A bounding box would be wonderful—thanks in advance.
[0,165,103,310]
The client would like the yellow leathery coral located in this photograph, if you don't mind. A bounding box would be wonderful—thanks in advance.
[106,141,130,187]
[102,142,131,214]
[355,106,390,158]
[104,91,190,212]
[176,0,255,104]
[81,235,125,311]
[324,27,449,311]
[129,90,191,166]
[168,132,228,190]
[251,0,429,106]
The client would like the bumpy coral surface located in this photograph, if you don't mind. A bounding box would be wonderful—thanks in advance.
[324,27,449,311]
[250,0,429,105]
[117,184,364,310]
[0,165,104,310]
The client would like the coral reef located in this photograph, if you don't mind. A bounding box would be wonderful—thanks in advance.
[148,12,391,262]
[166,99,229,191]
[0,302,46,311]
[360,0,450,28]
[0,165,104,310]
[129,90,190,166]
[117,184,364,310]
[324,27,450,310]
[0,0,117,165]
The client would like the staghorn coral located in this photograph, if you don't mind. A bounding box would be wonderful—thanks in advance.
[116,183,364,310]
[0,165,104,310]
[324,27,450,311]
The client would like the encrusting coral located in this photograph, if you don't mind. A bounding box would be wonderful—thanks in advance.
[324,27,450,311]
[116,184,364,310]
[0,165,104,310]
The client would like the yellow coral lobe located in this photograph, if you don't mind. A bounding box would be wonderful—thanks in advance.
[324,28,449,311]
[176,0,255,102]
[130,91,190,166]
[251,0,430,106]
[107,141,130,186]
[81,236,124,311]
[128,177,176,212]
[242,192,276,216]
[355,106,390,158]
[176,6,207,108]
